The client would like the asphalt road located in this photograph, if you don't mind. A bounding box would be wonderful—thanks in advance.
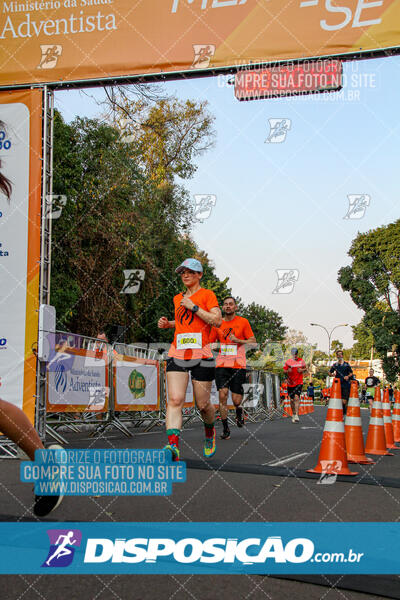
[0,405,399,599]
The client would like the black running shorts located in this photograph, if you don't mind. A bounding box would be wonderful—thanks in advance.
[215,367,247,395]
[166,357,215,381]
[287,384,303,399]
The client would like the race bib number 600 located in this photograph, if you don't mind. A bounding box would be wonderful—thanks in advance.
[177,333,202,350]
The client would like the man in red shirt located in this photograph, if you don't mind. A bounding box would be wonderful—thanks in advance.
[210,297,256,439]
[283,347,307,423]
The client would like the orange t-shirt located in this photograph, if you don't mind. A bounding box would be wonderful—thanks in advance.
[168,288,220,360]
[209,315,254,369]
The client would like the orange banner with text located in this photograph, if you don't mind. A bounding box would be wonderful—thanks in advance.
[0,1,399,88]
[0,89,42,425]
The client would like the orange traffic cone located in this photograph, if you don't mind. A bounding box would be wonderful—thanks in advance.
[345,380,374,464]
[392,390,400,443]
[307,378,358,476]
[365,387,394,456]
[299,396,304,415]
[282,395,292,418]
[382,387,399,449]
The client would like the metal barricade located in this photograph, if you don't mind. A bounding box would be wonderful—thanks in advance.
[239,370,282,423]
[45,331,112,443]
[110,343,163,434]
[114,343,158,361]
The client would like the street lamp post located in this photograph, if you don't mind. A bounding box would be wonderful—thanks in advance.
[310,323,349,384]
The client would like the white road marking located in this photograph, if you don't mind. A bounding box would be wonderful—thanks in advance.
[264,451,308,466]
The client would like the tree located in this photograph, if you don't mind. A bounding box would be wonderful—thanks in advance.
[352,319,378,360]
[284,329,308,347]
[51,109,219,341]
[338,220,400,383]
[110,97,216,186]
[314,365,330,381]
[312,349,328,363]
[331,339,343,353]
[238,302,287,346]
[51,111,144,335]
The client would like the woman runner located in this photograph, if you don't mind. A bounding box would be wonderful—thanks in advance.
[158,258,222,460]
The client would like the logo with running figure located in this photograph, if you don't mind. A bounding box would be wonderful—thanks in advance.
[317,460,342,485]
[265,119,291,143]
[45,194,67,220]
[42,530,82,568]
[191,45,215,69]
[193,194,217,223]
[344,194,371,220]
[272,269,299,294]
[242,384,264,408]
[120,269,145,294]
[38,45,62,69]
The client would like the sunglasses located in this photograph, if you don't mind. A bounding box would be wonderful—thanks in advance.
[180,269,197,275]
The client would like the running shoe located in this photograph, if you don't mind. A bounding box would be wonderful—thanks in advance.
[236,415,244,428]
[164,444,180,462]
[294,415,300,423]
[220,429,231,440]
[203,429,216,458]
[291,416,296,423]
[33,444,65,517]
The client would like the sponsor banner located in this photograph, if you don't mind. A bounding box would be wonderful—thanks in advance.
[0,1,398,88]
[0,522,398,574]
[46,348,108,412]
[0,90,42,424]
[114,357,160,411]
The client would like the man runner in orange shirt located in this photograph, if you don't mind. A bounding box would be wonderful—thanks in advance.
[283,347,308,423]
[158,258,222,460]
[210,297,256,439]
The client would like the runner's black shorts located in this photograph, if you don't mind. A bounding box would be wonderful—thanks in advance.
[287,384,303,399]
[215,367,247,395]
[166,357,215,381]
[340,383,350,401]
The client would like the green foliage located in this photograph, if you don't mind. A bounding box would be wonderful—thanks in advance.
[239,302,287,346]
[115,97,215,185]
[51,108,212,340]
[351,319,378,360]
[314,365,330,381]
[338,220,400,383]
[331,339,343,353]
[313,349,328,362]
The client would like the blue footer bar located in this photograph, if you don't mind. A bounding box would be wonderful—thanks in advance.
[1,522,398,574]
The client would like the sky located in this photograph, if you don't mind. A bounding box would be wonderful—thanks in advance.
[54,55,400,352]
